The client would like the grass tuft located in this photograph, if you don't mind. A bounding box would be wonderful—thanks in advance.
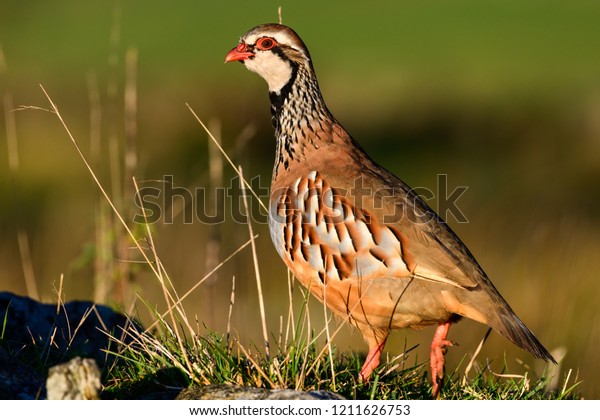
[104,301,579,400]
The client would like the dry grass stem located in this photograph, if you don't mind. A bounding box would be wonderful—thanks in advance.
[124,47,138,174]
[236,342,276,388]
[463,327,492,385]
[0,44,6,73]
[284,270,295,349]
[561,369,573,396]
[86,71,111,303]
[226,276,236,348]
[380,343,419,377]
[239,165,270,359]
[321,283,337,389]
[54,273,65,316]
[4,92,39,300]
[67,305,95,349]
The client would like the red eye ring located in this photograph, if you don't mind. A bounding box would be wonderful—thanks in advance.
[256,37,277,50]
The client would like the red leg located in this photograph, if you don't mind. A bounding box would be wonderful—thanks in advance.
[359,338,387,382]
[430,321,453,398]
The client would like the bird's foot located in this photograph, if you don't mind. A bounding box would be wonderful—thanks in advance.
[430,321,454,399]
[358,339,387,383]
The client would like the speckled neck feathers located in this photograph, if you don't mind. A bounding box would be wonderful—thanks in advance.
[268,58,335,177]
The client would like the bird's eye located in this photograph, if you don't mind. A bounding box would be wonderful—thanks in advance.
[256,37,276,50]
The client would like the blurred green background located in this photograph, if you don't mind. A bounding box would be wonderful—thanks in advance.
[1,1,599,397]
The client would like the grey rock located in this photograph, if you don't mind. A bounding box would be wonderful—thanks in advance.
[177,384,345,400]
[46,357,101,400]
[0,291,140,399]
[0,346,45,399]
[0,291,138,363]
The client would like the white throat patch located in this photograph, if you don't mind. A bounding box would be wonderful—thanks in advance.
[244,51,293,93]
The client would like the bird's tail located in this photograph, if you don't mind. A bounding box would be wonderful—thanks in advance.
[486,294,556,364]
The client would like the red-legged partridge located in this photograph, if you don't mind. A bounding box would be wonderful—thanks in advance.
[225,23,556,397]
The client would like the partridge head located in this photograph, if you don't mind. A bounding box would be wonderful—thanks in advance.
[225,23,556,397]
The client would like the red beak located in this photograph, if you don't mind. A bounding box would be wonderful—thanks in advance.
[224,43,254,63]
